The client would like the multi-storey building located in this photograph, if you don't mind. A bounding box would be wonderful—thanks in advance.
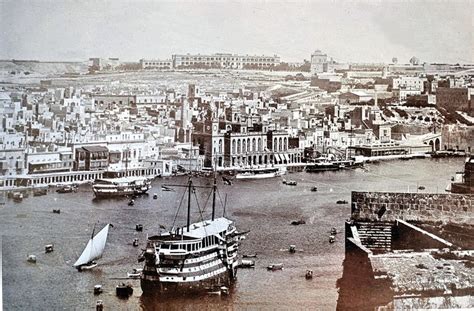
[172,53,280,70]
[139,59,173,69]
[192,108,303,170]
[310,50,328,75]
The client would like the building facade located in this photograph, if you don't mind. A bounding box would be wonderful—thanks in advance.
[172,53,280,70]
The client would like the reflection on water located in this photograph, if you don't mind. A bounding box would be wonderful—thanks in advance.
[0,158,463,310]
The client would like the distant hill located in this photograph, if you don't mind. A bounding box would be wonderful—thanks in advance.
[0,60,88,75]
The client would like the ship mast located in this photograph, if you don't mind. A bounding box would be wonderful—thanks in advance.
[212,159,217,221]
[187,177,192,232]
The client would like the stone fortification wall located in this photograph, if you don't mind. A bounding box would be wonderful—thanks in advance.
[351,192,473,225]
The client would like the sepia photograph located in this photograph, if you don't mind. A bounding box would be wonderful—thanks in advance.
[0,0,473,310]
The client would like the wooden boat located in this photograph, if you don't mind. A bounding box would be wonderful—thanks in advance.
[94,285,103,295]
[291,220,306,225]
[133,238,139,247]
[239,259,255,268]
[52,209,61,214]
[56,185,76,193]
[45,244,54,253]
[127,268,143,279]
[311,186,318,192]
[12,192,23,202]
[116,283,133,298]
[161,185,173,191]
[336,200,348,204]
[74,224,112,271]
[267,263,283,271]
[33,188,48,196]
[136,224,143,231]
[27,255,37,263]
[305,270,313,279]
[243,253,257,258]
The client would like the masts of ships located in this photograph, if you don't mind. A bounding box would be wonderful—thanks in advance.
[140,176,243,294]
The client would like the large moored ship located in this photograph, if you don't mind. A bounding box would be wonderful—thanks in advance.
[140,177,243,294]
[92,176,152,198]
[235,166,286,179]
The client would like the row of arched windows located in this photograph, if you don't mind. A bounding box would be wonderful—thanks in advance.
[273,137,288,152]
[231,137,264,154]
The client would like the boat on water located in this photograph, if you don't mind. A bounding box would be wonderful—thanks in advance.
[267,263,283,271]
[12,192,24,202]
[116,283,133,298]
[56,185,77,193]
[306,158,341,172]
[283,179,297,186]
[235,166,286,180]
[92,177,152,198]
[33,188,48,196]
[238,259,255,268]
[127,268,143,279]
[74,224,112,271]
[140,176,244,295]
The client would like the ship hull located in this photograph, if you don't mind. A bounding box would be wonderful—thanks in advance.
[141,270,232,295]
[235,172,277,179]
[305,164,341,172]
[93,186,151,198]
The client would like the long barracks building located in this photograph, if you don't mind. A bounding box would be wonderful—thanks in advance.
[172,53,280,70]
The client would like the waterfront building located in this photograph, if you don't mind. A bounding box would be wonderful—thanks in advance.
[192,106,303,169]
[74,146,109,171]
[26,150,73,174]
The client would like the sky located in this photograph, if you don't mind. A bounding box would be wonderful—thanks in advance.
[0,0,472,64]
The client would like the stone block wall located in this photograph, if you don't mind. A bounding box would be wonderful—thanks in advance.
[351,192,474,225]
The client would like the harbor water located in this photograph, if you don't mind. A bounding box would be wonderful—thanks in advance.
[0,158,464,310]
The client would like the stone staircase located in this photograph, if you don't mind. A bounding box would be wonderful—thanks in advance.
[356,222,393,252]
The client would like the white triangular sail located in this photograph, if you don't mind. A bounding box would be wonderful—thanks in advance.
[74,224,110,267]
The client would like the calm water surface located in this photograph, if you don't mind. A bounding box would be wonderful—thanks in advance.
[1,158,464,310]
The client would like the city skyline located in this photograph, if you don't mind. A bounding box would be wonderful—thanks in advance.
[0,0,473,64]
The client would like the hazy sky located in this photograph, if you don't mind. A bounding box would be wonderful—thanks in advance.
[0,0,472,63]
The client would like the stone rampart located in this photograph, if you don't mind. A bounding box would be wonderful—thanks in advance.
[351,192,474,225]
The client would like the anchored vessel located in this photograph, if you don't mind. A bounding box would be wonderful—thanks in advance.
[235,166,286,179]
[92,177,152,198]
[141,177,243,295]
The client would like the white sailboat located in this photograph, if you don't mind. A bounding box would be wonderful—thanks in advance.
[74,224,111,271]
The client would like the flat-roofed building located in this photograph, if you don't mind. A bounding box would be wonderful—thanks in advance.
[172,53,280,70]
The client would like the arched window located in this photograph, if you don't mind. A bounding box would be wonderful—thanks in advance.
[252,138,256,152]
[247,138,250,152]
[242,140,246,153]
[279,137,282,151]
[284,137,288,151]
[258,138,262,151]
[237,139,241,154]
[274,138,277,151]
[218,139,222,154]
[232,140,236,154]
